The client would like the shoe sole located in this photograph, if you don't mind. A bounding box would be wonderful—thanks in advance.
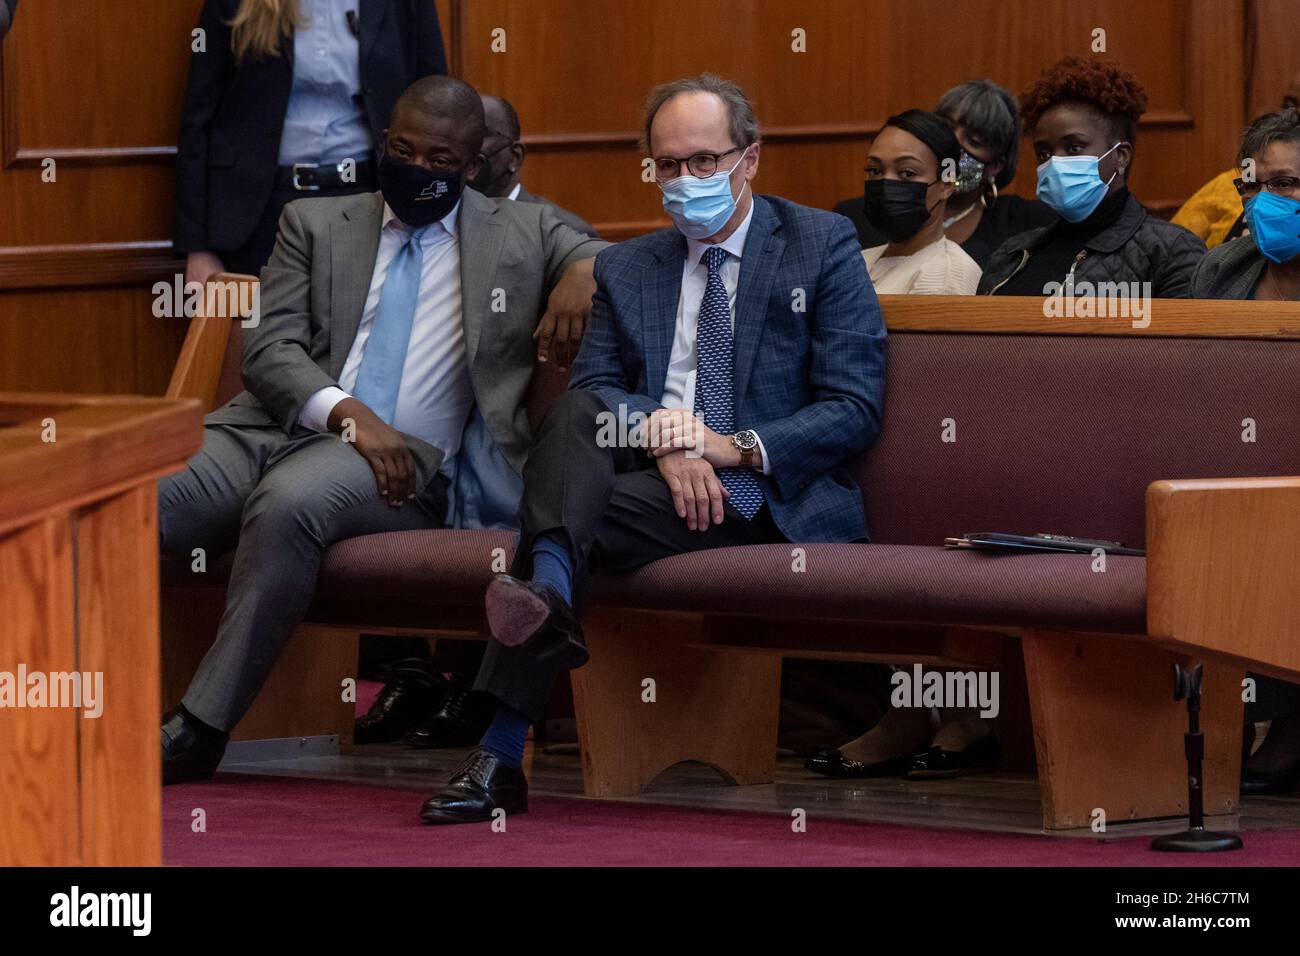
[485,577,551,648]
[420,803,528,825]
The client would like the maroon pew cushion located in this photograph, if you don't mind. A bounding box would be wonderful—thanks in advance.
[164,534,1145,634]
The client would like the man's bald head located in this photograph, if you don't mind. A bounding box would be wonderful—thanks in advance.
[383,76,487,186]
[481,94,521,142]
[391,75,487,157]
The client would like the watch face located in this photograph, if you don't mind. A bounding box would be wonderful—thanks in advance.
[734,430,759,451]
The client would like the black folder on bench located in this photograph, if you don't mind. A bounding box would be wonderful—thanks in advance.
[943,532,1145,557]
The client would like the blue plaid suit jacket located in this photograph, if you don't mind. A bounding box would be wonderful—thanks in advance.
[569,194,887,543]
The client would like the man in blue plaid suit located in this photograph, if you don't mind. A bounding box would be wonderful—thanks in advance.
[421,74,886,825]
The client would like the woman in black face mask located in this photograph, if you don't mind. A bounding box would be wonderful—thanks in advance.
[859,110,983,295]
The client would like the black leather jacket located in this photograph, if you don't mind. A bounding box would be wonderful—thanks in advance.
[977,193,1207,298]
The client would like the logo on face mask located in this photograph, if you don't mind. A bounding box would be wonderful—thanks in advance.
[1036,142,1122,223]
[418,179,450,201]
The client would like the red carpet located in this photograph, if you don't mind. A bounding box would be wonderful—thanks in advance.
[163,774,1299,866]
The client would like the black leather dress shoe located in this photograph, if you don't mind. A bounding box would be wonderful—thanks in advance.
[1241,760,1300,795]
[402,679,493,749]
[906,735,1001,780]
[162,706,229,786]
[484,575,588,669]
[354,659,446,745]
[419,748,528,824]
[804,748,913,779]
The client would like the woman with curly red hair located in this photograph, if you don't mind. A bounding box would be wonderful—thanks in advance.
[979,56,1206,297]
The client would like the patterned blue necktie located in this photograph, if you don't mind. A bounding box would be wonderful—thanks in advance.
[352,228,425,424]
[695,245,764,519]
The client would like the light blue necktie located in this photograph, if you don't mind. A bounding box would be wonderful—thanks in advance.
[695,245,764,519]
[352,228,425,424]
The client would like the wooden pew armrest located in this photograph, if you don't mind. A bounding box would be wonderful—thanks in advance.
[1146,476,1300,679]
[164,272,258,406]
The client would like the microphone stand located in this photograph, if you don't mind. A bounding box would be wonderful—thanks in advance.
[1151,663,1243,852]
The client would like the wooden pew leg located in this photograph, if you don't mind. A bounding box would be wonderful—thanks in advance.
[1021,630,1243,830]
[230,624,360,752]
[162,591,359,751]
[571,609,782,797]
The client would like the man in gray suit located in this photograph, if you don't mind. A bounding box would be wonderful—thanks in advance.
[159,75,607,784]
[471,93,600,238]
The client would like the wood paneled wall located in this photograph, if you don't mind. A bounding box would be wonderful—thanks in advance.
[0,0,1288,394]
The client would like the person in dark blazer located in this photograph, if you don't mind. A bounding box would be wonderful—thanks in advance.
[419,74,887,825]
[159,76,608,785]
[174,0,446,285]
[472,93,600,238]
[0,0,17,40]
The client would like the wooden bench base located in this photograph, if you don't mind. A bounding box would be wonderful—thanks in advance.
[570,609,783,796]
[162,593,1245,832]
[569,612,1244,831]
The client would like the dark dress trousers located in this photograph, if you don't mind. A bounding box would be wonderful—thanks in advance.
[173,0,446,265]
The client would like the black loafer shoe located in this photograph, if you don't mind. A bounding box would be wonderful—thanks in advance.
[354,660,446,745]
[804,748,913,779]
[403,679,493,749]
[484,574,588,669]
[1241,760,1300,795]
[162,706,229,786]
[906,735,1001,780]
[420,748,528,825]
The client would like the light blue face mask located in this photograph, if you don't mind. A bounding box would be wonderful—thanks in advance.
[658,150,749,239]
[1035,142,1122,223]
[1246,191,1300,264]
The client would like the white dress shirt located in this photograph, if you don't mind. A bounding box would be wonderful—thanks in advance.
[299,203,475,462]
[507,182,523,200]
[663,199,770,473]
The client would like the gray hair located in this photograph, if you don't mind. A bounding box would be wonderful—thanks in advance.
[935,79,1023,189]
[642,73,760,153]
[1238,108,1300,165]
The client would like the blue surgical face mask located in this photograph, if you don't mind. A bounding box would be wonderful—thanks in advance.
[1247,191,1300,264]
[1035,142,1122,223]
[658,150,749,239]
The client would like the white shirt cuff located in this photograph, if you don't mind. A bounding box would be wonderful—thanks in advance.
[753,433,772,476]
[299,386,351,432]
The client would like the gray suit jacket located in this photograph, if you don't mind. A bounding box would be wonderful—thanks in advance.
[209,187,607,516]
[1189,233,1268,300]
[516,185,600,239]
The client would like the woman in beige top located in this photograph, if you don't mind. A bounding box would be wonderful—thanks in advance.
[859,109,982,295]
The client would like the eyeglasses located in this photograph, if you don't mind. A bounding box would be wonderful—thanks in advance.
[652,147,745,181]
[1234,174,1300,198]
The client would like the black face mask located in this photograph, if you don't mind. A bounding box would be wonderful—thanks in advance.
[378,152,465,228]
[862,178,935,243]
